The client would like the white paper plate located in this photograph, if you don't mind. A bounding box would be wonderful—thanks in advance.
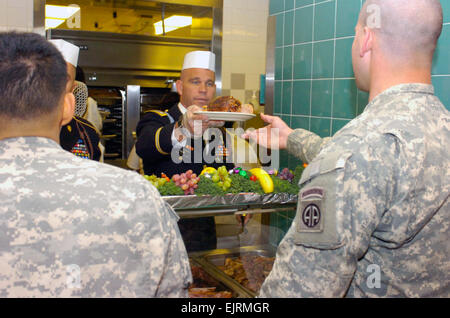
[194,111,256,122]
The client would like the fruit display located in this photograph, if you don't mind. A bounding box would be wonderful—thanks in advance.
[201,166,232,192]
[195,175,226,196]
[278,168,294,182]
[249,168,274,194]
[172,170,200,195]
[228,173,264,195]
[143,174,168,188]
[271,175,299,195]
[145,164,306,197]
[144,174,184,196]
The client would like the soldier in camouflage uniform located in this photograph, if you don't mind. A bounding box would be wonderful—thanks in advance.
[244,0,449,297]
[0,32,191,297]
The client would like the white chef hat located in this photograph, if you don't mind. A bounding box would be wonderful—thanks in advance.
[182,50,215,72]
[49,39,79,67]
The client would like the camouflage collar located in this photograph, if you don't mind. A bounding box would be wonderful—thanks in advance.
[365,83,435,113]
[0,136,61,154]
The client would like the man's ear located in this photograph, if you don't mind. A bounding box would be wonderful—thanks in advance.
[360,26,374,57]
[176,79,183,96]
[61,92,75,126]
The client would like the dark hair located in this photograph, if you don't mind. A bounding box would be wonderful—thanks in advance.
[76,65,86,83]
[0,32,68,120]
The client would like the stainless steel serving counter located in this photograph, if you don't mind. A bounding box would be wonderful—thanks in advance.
[189,245,277,298]
[163,193,297,298]
[163,193,298,218]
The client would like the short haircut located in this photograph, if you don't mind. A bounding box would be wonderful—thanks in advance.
[0,32,68,120]
[359,0,443,56]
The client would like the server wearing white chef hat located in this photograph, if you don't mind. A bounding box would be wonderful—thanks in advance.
[136,50,232,178]
[49,39,79,93]
[50,39,102,161]
[135,50,235,252]
[135,50,258,252]
[175,50,221,140]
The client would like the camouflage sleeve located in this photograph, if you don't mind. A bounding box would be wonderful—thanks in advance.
[286,129,331,163]
[154,201,193,297]
[132,182,192,298]
[259,134,399,297]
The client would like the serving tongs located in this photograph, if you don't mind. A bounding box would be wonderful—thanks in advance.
[239,214,248,235]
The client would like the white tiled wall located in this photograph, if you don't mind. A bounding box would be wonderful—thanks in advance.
[222,0,269,103]
[0,0,34,32]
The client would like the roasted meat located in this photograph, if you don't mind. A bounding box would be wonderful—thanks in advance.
[207,96,242,112]
[189,264,233,298]
[217,254,275,293]
[191,265,219,287]
[189,287,232,298]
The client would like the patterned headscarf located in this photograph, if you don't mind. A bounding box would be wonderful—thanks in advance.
[73,81,88,117]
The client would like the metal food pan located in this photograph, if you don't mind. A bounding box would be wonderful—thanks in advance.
[189,258,247,298]
[204,248,275,265]
[191,245,277,297]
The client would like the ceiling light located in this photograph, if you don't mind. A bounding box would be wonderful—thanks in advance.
[45,5,80,29]
[45,18,65,30]
[46,5,80,20]
[154,16,192,35]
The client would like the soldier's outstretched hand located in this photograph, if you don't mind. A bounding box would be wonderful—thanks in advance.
[241,113,293,150]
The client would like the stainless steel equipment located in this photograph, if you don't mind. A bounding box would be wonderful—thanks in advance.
[45,0,224,91]
[87,85,140,160]
[190,245,277,298]
[264,15,276,116]
[45,0,224,162]
[189,258,244,298]
[46,29,212,89]
[163,193,297,298]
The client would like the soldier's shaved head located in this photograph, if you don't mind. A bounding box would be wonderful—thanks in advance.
[352,0,443,99]
[359,0,443,56]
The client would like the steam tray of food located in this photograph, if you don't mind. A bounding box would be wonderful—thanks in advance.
[189,259,245,298]
[192,246,276,297]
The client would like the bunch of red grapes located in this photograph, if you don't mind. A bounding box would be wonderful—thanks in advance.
[278,168,294,182]
[172,170,200,195]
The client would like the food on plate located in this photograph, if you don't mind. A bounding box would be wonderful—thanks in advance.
[240,103,254,114]
[207,96,242,112]
[217,255,275,293]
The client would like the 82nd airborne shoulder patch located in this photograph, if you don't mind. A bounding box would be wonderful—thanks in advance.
[297,187,325,233]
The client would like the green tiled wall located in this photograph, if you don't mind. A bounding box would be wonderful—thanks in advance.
[269,0,450,246]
